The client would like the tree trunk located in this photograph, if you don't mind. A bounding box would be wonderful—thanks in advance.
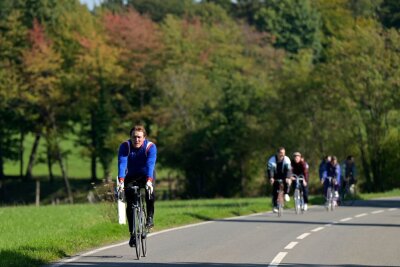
[56,142,73,203]
[26,132,41,180]
[357,127,372,192]
[91,153,97,182]
[35,179,40,206]
[0,142,4,180]
[90,113,97,182]
[20,132,24,178]
[47,146,54,183]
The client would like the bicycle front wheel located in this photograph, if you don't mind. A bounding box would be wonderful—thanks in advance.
[133,207,141,259]
[140,198,147,257]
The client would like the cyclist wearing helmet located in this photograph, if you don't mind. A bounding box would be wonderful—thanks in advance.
[291,152,309,211]
[266,147,292,213]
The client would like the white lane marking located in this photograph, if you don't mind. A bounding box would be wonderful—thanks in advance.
[325,223,333,227]
[355,213,368,218]
[388,208,398,211]
[311,227,324,232]
[284,242,298,249]
[371,210,384,214]
[268,252,288,267]
[340,217,353,222]
[297,233,310,239]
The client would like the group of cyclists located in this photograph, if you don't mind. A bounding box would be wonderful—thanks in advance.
[117,126,358,248]
[267,147,356,213]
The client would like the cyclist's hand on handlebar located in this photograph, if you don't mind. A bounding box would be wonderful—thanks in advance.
[146,180,153,194]
[270,178,274,185]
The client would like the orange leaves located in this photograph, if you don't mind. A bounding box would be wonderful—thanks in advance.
[102,8,163,76]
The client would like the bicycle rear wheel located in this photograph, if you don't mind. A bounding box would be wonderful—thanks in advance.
[294,189,300,214]
[277,191,283,217]
[133,207,141,259]
[326,187,332,211]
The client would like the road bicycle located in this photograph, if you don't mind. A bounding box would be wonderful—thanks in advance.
[340,176,356,205]
[325,177,337,211]
[127,184,149,259]
[292,174,305,214]
[276,179,285,217]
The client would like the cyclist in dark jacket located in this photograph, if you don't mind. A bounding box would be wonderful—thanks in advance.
[319,155,331,180]
[291,152,309,210]
[118,125,157,247]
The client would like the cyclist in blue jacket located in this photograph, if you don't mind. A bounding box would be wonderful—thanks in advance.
[118,125,157,247]
[322,156,340,201]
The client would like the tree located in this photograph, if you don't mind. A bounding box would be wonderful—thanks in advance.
[73,16,123,181]
[322,24,400,192]
[0,10,28,179]
[379,0,400,29]
[127,0,195,22]
[22,21,74,202]
[253,0,322,57]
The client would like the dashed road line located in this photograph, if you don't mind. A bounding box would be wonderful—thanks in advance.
[284,242,298,250]
[297,233,310,240]
[268,252,288,267]
[371,210,384,214]
[388,208,398,211]
[311,227,324,232]
[340,217,353,222]
[355,213,368,218]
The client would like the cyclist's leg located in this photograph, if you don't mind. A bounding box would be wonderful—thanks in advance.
[323,179,329,200]
[302,182,309,204]
[124,180,136,234]
[272,181,279,207]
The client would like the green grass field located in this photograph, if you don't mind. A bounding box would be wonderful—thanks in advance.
[4,133,105,179]
[1,189,399,267]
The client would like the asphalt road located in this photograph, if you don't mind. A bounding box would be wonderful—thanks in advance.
[50,198,400,267]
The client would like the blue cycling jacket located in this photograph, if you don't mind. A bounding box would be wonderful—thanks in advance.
[323,163,341,184]
[118,139,157,180]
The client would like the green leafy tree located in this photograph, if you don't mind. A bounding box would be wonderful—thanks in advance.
[127,0,194,22]
[73,18,123,181]
[254,0,322,57]
[0,10,28,179]
[379,0,400,29]
[323,24,400,192]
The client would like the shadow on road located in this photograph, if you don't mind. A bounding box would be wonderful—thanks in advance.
[55,261,400,267]
[347,198,400,208]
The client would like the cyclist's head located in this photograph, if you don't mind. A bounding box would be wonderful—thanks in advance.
[331,156,337,165]
[346,155,354,161]
[293,152,301,163]
[324,155,331,162]
[130,125,147,148]
[276,147,285,161]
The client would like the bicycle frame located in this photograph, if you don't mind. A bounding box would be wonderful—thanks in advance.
[293,174,305,214]
[325,177,336,211]
[276,179,285,217]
